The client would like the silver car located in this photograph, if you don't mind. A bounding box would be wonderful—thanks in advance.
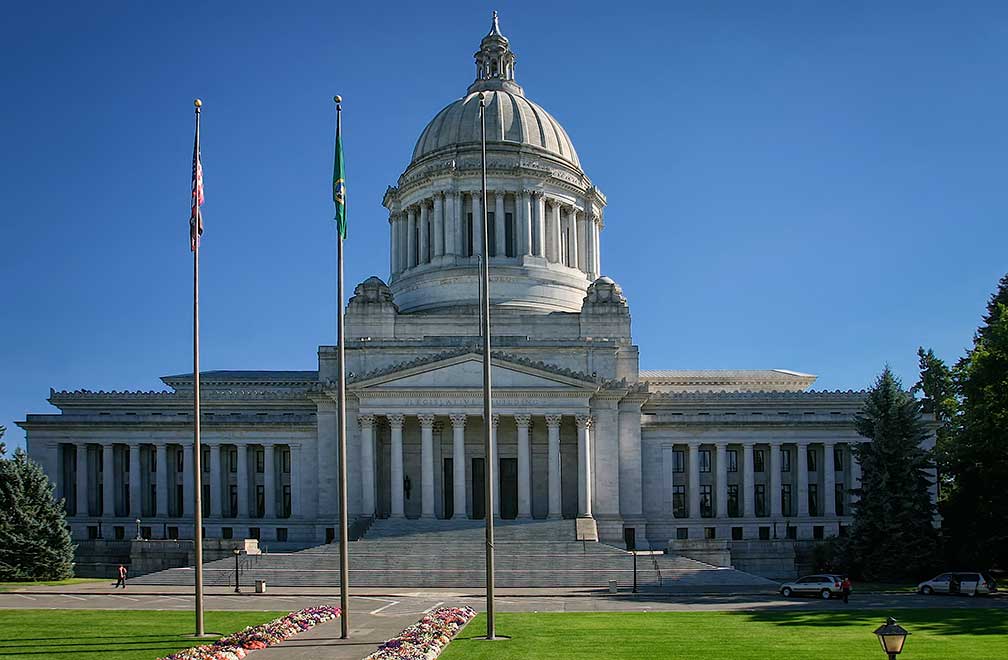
[780,574,844,599]
[918,572,997,596]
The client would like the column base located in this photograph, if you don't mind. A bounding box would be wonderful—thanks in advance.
[575,516,598,542]
[547,513,562,520]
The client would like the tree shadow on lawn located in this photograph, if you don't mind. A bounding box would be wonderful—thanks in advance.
[733,609,1008,637]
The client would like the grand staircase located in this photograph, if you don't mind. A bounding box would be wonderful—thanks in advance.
[130,518,776,590]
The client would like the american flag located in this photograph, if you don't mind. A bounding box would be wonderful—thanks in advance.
[190,122,204,251]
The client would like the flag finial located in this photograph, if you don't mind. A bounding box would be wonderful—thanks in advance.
[334,95,342,104]
[194,98,202,108]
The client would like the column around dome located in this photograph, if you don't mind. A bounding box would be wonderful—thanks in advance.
[549,199,561,263]
[576,210,587,273]
[444,191,457,257]
[534,192,546,258]
[419,201,430,264]
[520,190,532,257]
[494,191,506,258]
[433,192,445,260]
[388,213,396,277]
[406,206,417,269]
[471,191,483,258]
[568,206,579,270]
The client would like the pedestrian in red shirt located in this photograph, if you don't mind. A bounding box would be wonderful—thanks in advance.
[841,576,852,603]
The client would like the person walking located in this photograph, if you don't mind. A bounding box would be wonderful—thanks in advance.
[115,564,127,589]
[841,575,852,603]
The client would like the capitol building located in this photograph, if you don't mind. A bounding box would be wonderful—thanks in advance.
[20,15,909,557]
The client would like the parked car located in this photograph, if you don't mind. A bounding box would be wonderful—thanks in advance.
[918,572,998,596]
[780,574,844,599]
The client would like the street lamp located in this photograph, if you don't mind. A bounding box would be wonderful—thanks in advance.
[232,549,241,594]
[874,616,909,659]
[135,519,142,541]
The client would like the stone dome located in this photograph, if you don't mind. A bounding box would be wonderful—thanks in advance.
[411,91,581,169]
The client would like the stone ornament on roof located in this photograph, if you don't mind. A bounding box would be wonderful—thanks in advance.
[347,276,397,310]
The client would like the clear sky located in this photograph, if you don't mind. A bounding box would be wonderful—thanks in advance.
[2,1,1005,451]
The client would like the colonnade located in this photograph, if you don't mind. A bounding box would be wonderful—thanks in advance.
[359,412,593,521]
[667,440,861,521]
[389,190,601,278]
[58,441,301,522]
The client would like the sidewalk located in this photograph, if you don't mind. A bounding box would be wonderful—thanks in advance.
[252,613,420,660]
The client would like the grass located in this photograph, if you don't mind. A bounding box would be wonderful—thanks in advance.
[0,609,287,659]
[442,609,1008,660]
[0,578,103,592]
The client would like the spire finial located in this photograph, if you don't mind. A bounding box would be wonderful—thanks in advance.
[490,10,501,35]
[468,11,523,95]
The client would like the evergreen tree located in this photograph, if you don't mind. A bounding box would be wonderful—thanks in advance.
[0,438,75,581]
[911,348,957,499]
[944,274,1008,568]
[850,367,938,580]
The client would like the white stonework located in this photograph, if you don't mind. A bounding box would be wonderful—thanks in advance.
[19,14,936,549]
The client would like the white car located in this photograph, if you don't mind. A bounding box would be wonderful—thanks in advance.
[780,574,844,599]
[918,572,997,596]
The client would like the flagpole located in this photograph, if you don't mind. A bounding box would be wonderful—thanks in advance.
[334,95,350,639]
[192,98,206,638]
[478,92,496,640]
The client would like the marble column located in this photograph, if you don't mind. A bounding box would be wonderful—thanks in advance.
[450,191,462,256]
[715,442,728,518]
[156,444,168,518]
[742,441,756,517]
[433,193,444,259]
[550,200,562,263]
[823,441,836,517]
[236,445,249,518]
[593,217,601,274]
[546,414,562,519]
[491,414,500,518]
[770,442,783,517]
[389,214,397,275]
[534,192,546,258]
[576,414,593,518]
[76,443,89,517]
[129,443,142,517]
[289,445,301,517]
[210,444,222,518]
[419,202,430,264]
[584,213,596,278]
[102,443,115,517]
[419,414,435,519]
[568,208,579,270]
[388,414,405,518]
[359,415,376,517]
[520,190,533,257]
[263,444,276,518]
[494,191,506,257]
[450,414,467,520]
[471,193,483,257]
[406,207,417,269]
[687,442,700,519]
[515,414,532,518]
[182,444,194,518]
[849,442,862,506]
[796,441,810,517]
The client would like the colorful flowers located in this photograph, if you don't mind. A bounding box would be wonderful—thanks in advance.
[159,606,341,660]
[365,606,476,660]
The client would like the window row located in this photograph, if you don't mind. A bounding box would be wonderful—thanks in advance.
[670,446,847,474]
[670,483,848,518]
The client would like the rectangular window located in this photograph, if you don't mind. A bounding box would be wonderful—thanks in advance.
[255,450,265,474]
[672,485,686,518]
[676,527,688,540]
[141,526,151,539]
[504,211,515,257]
[150,484,157,515]
[809,484,819,517]
[732,526,744,541]
[807,448,817,472]
[248,527,260,540]
[176,484,184,515]
[229,448,237,473]
[727,450,738,473]
[466,212,474,256]
[281,449,291,474]
[276,528,288,542]
[168,526,179,540]
[786,525,797,540]
[781,449,791,472]
[282,485,292,518]
[87,526,99,540]
[202,484,211,518]
[229,485,238,518]
[758,526,771,540]
[113,526,124,540]
[699,449,711,473]
[727,485,739,517]
[700,485,713,517]
[256,485,265,518]
[755,484,766,517]
[782,484,793,517]
[704,527,716,540]
[833,445,844,469]
[487,211,496,256]
[202,448,210,472]
[151,450,157,472]
[222,527,233,540]
[672,450,684,473]
[839,524,849,538]
[176,450,184,472]
[813,525,824,540]
[835,483,845,516]
[754,449,766,473]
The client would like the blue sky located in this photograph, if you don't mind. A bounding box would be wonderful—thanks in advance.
[2,1,1006,451]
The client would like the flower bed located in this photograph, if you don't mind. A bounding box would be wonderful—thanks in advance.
[159,606,341,660]
[365,606,476,660]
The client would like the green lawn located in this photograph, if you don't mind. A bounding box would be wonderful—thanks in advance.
[0,609,286,659]
[0,578,103,592]
[442,609,1008,660]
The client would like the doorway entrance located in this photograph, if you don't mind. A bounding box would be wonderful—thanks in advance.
[500,457,517,519]
[471,458,485,520]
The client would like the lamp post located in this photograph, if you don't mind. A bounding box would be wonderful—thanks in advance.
[135,519,142,541]
[232,549,241,594]
[874,616,909,660]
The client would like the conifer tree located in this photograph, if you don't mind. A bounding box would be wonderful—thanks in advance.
[911,348,957,499]
[0,432,75,581]
[850,367,938,580]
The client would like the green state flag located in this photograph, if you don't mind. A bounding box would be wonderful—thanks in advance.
[333,112,347,239]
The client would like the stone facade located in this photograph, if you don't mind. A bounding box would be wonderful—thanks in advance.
[18,13,935,551]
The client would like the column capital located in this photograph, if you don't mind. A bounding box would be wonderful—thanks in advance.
[741,439,757,447]
[359,414,375,428]
[418,413,435,428]
[386,413,405,429]
[544,414,562,429]
[514,414,532,428]
[795,439,811,447]
[687,440,701,449]
[575,414,592,429]
[490,413,500,429]
[449,413,467,429]
[821,439,838,446]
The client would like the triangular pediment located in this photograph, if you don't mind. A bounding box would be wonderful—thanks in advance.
[351,352,598,390]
